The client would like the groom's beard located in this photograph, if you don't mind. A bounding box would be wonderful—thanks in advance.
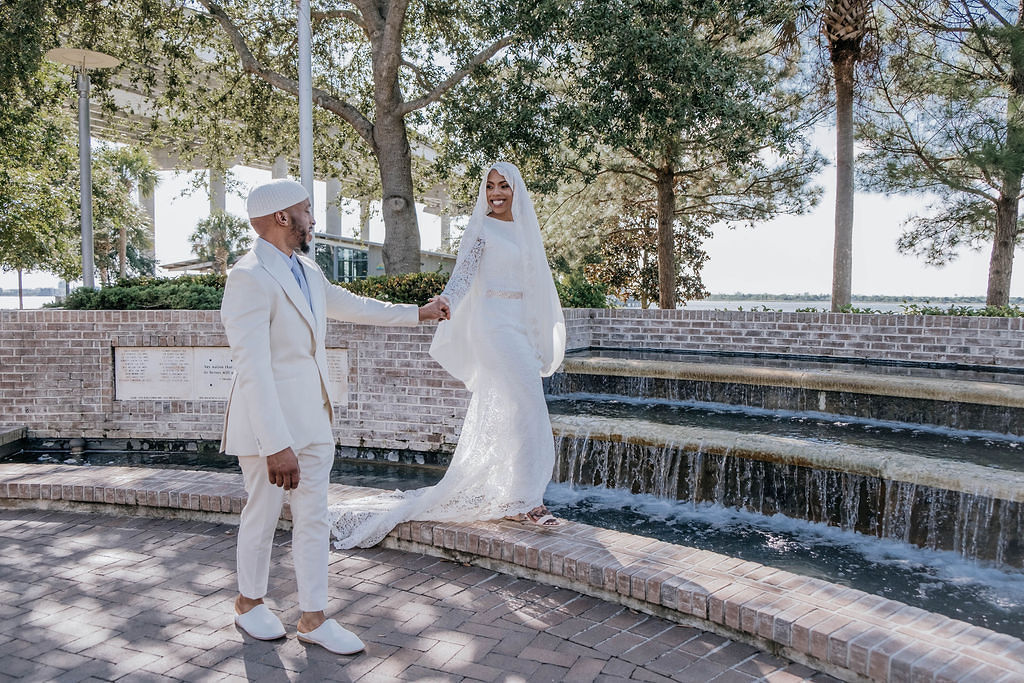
[292,224,312,254]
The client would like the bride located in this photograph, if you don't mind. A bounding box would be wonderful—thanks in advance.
[328,161,566,549]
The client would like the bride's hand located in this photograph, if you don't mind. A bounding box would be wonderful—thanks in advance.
[419,296,450,321]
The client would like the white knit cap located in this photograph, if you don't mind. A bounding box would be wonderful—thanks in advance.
[246,179,309,218]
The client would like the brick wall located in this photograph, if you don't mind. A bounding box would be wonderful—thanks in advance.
[0,310,469,451]
[2,309,1021,451]
[565,309,1024,367]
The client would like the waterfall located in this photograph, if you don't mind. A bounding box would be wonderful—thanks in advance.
[552,431,1024,568]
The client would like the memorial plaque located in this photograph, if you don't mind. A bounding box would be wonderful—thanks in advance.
[115,347,193,400]
[115,346,349,403]
[196,347,235,400]
[326,349,349,405]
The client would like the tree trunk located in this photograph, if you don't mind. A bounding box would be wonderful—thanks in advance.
[17,269,23,309]
[215,244,228,276]
[371,11,421,275]
[831,48,856,312]
[655,169,676,309]
[989,193,1018,305]
[374,113,421,274]
[988,6,1024,306]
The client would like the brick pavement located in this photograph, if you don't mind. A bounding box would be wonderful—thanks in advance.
[0,508,837,682]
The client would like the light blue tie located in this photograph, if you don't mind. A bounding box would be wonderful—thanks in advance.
[289,257,314,314]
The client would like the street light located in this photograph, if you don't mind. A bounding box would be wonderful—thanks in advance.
[298,0,315,251]
[45,47,121,290]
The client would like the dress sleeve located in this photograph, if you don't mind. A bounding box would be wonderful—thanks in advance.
[440,236,484,309]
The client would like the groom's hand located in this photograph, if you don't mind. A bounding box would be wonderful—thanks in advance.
[267,447,300,490]
[419,296,450,321]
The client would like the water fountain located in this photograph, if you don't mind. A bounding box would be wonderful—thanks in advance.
[545,349,1024,569]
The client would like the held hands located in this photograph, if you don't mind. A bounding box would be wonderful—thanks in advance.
[266,447,301,490]
[419,295,451,321]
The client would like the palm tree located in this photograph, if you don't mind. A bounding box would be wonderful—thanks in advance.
[98,146,159,279]
[189,211,253,275]
[823,0,873,311]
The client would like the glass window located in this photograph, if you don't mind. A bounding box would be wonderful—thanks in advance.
[315,242,368,282]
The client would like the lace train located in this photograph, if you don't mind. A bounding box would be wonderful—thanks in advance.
[329,298,554,549]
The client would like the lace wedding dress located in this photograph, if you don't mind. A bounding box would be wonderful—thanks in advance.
[327,216,556,549]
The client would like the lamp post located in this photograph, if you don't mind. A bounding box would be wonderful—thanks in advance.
[298,0,315,253]
[45,47,121,290]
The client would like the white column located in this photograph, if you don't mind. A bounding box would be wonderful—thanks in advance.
[209,169,226,213]
[297,0,314,206]
[326,177,343,237]
[359,199,371,242]
[272,156,288,179]
[140,187,157,272]
[440,198,451,252]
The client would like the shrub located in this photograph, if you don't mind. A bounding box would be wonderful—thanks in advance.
[51,268,617,310]
[554,271,610,308]
[338,271,449,305]
[55,274,226,310]
[792,303,1024,317]
[901,303,1024,317]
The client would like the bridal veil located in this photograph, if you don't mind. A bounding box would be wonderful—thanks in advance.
[430,162,566,390]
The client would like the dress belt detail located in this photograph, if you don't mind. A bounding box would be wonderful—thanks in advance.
[485,289,524,299]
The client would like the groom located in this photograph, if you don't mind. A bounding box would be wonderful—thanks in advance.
[220,179,449,655]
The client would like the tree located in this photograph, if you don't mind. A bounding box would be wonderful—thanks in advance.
[7,0,533,275]
[439,0,824,308]
[189,211,253,275]
[0,67,159,288]
[536,170,712,307]
[90,150,156,285]
[823,0,875,310]
[99,146,159,279]
[858,0,1023,306]
[0,63,81,283]
[585,214,711,309]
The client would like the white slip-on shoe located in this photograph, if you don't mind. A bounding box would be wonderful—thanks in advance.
[296,619,365,655]
[234,604,286,640]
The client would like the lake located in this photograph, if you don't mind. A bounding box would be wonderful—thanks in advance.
[0,296,57,310]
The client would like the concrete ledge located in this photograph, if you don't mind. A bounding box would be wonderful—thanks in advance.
[0,426,26,450]
[550,414,1024,505]
[1,462,1022,682]
[561,357,1024,409]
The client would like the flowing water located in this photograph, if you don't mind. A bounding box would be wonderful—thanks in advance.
[548,394,1024,470]
[551,427,1024,567]
[545,483,1024,639]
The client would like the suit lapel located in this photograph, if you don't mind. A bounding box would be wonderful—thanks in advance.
[254,240,316,334]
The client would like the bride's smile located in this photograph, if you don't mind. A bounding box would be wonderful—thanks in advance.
[485,170,514,220]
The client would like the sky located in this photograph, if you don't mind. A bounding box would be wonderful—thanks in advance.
[3,131,1021,300]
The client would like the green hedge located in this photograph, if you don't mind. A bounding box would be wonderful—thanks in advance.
[57,275,226,310]
[790,303,1024,317]
[900,303,1024,317]
[51,270,611,310]
[338,272,448,305]
[51,272,447,309]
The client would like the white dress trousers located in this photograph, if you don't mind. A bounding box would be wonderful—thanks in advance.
[236,409,334,612]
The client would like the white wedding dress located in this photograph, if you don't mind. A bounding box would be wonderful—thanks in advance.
[327,216,556,549]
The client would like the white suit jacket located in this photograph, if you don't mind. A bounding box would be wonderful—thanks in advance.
[219,238,419,457]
